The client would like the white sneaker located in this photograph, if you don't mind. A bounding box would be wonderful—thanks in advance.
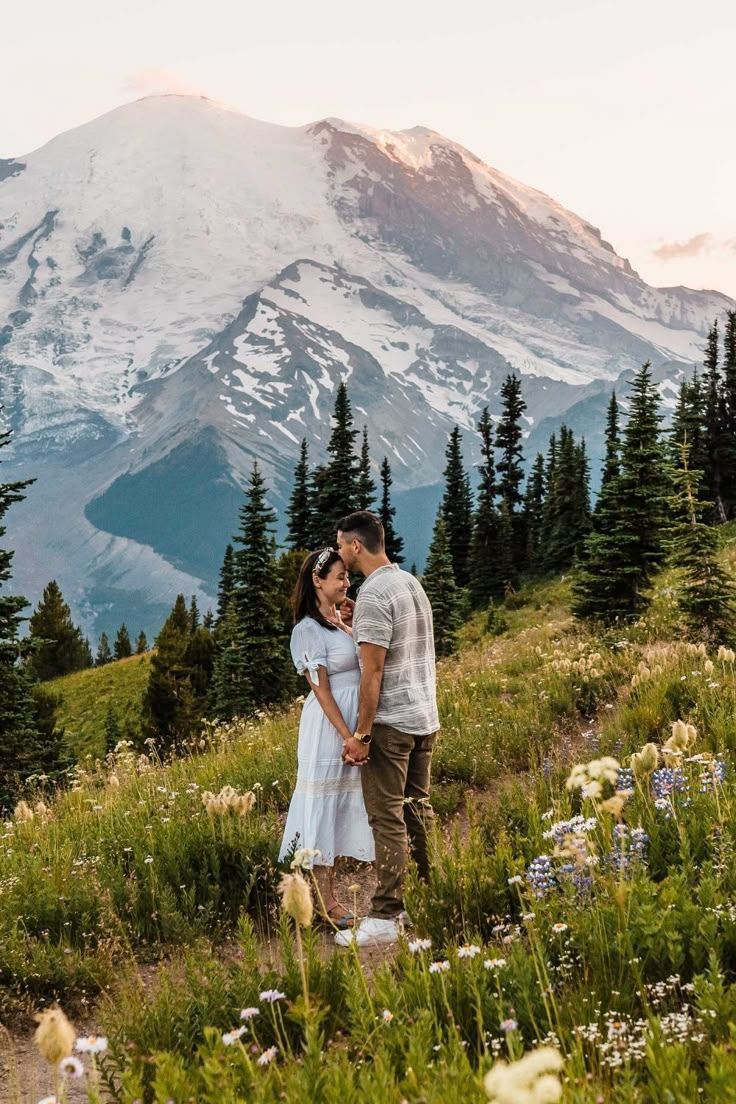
[397,909,414,931]
[334,917,400,948]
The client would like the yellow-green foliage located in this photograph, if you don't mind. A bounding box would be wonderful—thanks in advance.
[54,652,153,757]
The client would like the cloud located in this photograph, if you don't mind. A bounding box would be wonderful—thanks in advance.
[123,68,209,99]
[652,232,713,261]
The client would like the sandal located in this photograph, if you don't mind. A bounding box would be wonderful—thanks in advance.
[319,905,356,931]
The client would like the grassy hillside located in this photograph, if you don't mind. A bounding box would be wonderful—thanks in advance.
[54,651,152,758]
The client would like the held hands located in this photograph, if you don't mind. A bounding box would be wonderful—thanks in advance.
[337,597,355,629]
[342,734,370,766]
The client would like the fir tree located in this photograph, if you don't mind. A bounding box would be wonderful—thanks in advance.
[313,383,360,545]
[469,407,502,606]
[0,434,47,809]
[104,704,122,753]
[573,363,671,622]
[599,392,620,497]
[185,627,216,704]
[495,500,517,593]
[136,630,148,655]
[523,453,546,575]
[27,580,91,681]
[702,321,725,519]
[495,374,528,562]
[96,632,112,666]
[286,439,312,551]
[669,438,735,646]
[356,427,376,510]
[216,544,235,624]
[543,427,591,572]
[212,464,290,718]
[440,426,473,588]
[144,594,194,742]
[379,457,405,564]
[202,609,215,632]
[719,311,736,517]
[422,514,463,658]
[114,623,132,660]
[210,604,243,718]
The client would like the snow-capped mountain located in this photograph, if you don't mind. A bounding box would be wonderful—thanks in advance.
[0,95,732,636]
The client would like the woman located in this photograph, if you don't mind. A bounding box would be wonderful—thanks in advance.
[279,547,374,926]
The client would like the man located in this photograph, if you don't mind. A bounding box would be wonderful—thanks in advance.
[334,510,439,947]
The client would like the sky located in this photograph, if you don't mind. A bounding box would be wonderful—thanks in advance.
[2,0,735,297]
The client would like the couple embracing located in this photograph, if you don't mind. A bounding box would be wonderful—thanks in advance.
[278,510,439,947]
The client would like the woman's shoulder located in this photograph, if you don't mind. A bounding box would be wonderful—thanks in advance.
[291,616,326,641]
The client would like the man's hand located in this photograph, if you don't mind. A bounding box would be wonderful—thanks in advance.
[337,596,355,628]
[342,735,369,765]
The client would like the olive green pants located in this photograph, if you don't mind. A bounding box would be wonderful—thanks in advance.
[360,723,437,919]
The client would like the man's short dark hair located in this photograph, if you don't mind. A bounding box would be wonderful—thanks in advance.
[336,510,385,553]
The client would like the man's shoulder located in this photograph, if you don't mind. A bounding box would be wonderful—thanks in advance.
[360,567,418,599]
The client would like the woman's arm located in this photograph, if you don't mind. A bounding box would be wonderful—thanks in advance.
[306,667,353,744]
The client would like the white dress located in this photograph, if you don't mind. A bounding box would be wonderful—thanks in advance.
[279,617,375,866]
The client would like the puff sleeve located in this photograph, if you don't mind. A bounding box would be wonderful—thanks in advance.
[290,618,328,686]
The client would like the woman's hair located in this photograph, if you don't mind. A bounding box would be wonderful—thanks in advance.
[292,548,344,630]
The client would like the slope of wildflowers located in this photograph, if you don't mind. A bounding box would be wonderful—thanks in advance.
[6,562,736,1102]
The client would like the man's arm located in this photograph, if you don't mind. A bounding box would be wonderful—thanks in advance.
[342,642,387,765]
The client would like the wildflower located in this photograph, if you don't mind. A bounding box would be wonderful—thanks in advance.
[74,1035,108,1055]
[240,1007,260,1020]
[551,923,568,934]
[259,989,287,1002]
[484,957,507,970]
[631,743,658,779]
[14,800,34,823]
[291,847,321,871]
[108,774,120,788]
[458,944,481,958]
[234,791,256,815]
[527,855,555,899]
[429,960,451,973]
[407,938,432,953]
[59,1055,84,1077]
[601,793,627,819]
[382,1009,394,1023]
[278,871,313,927]
[507,875,523,885]
[257,1046,278,1066]
[500,1018,518,1033]
[484,1046,563,1103]
[718,645,735,663]
[34,1007,76,1065]
[222,1027,247,1045]
[704,659,714,675]
[144,855,153,865]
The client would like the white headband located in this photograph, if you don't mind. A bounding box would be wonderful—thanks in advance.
[314,547,334,574]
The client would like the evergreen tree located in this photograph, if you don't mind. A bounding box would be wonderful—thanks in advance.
[216,544,235,624]
[422,514,463,658]
[185,627,216,704]
[114,623,132,660]
[136,630,148,655]
[312,383,360,545]
[212,464,290,718]
[573,363,671,622]
[702,321,725,519]
[286,439,312,551]
[0,435,49,809]
[669,438,736,646]
[210,604,243,718]
[469,407,502,605]
[104,703,122,753]
[440,426,473,588]
[523,453,546,575]
[356,427,377,510]
[540,433,558,552]
[495,374,528,562]
[379,457,405,564]
[543,427,591,572]
[28,683,71,785]
[495,499,517,593]
[202,609,215,632]
[599,392,621,498]
[670,375,707,479]
[188,596,200,634]
[96,632,112,666]
[144,594,194,743]
[719,311,736,517]
[27,580,91,681]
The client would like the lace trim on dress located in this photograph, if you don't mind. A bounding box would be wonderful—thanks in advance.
[294,776,364,796]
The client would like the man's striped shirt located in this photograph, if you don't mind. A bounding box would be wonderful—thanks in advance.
[353,565,439,735]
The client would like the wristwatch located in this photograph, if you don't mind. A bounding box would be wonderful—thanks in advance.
[354,732,372,745]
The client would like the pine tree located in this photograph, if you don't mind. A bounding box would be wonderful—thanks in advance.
[104,703,122,753]
[495,374,528,562]
[27,580,91,681]
[702,321,725,519]
[136,630,148,655]
[440,427,473,588]
[669,438,735,645]
[144,594,194,743]
[202,609,215,632]
[0,433,47,809]
[313,383,360,545]
[599,392,620,497]
[356,427,376,510]
[543,427,591,572]
[573,363,671,622]
[495,499,517,593]
[114,623,132,660]
[469,407,502,605]
[523,453,546,575]
[719,311,736,517]
[671,374,707,482]
[188,596,200,634]
[212,464,290,718]
[422,514,463,658]
[286,438,312,551]
[216,544,235,625]
[96,632,112,666]
[379,457,405,564]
